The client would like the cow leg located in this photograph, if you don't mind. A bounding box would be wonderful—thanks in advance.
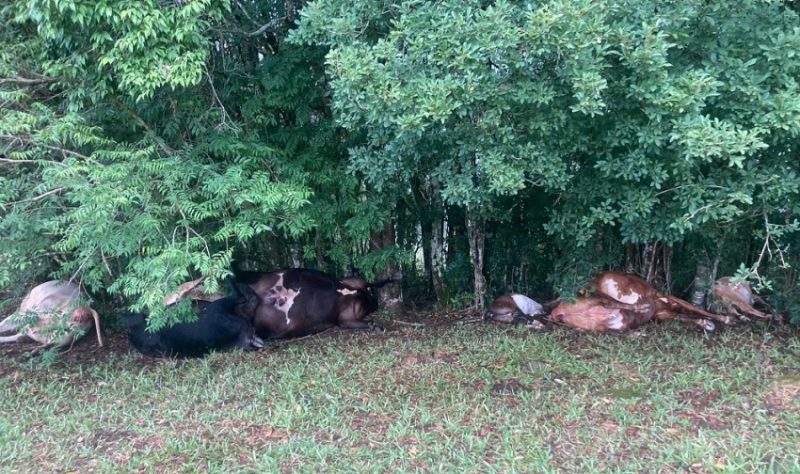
[730,301,770,321]
[665,296,732,325]
[0,314,19,334]
[673,315,716,333]
[27,344,56,358]
[0,333,23,344]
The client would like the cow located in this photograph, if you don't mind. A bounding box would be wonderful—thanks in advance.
[234,268,397,339]
[548,294,658,332]
[710,277,771,322]
[122,278,263,358]
[550,271,730,332]
[0,280,103,351]
[485,293,546,324]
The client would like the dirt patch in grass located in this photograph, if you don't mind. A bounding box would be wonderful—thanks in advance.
[764,377,800,412]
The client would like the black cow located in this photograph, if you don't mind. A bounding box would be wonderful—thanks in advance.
[122,279,263,358]
[234,268,397,339]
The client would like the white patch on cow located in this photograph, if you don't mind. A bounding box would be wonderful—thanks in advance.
[607,310,624,330]
[337,288,358,296]
[511,294,544,316]
[276,288,300,325]
[601,280,640,304]
[266,273,300,325]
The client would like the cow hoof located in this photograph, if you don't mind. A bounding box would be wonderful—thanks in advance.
[700,320,716,333]
[250,336,265,350]
[526,320,546,331]
[371,323,386,333]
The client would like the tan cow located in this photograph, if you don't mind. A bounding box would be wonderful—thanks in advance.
[0,280,103,350]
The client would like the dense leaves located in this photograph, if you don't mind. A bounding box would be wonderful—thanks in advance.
[1,0,798,326]
[294,0,800,310]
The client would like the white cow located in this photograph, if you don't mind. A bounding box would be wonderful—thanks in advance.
[0,280,103,350]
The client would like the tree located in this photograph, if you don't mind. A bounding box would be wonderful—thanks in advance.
[1,0,398,327]
[293,0,800,310]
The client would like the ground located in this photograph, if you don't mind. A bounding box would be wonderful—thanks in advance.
[1,309,798,473]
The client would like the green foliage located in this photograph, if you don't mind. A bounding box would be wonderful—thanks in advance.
[1,0,403,330]
[18,0,230,103]
[2,0,799,326]
[295,0,800,303]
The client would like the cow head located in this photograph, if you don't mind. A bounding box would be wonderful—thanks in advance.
[71,307,103,347]
[486,293,546,324]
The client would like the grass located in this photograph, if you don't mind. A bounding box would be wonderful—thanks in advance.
[1,314,799,473]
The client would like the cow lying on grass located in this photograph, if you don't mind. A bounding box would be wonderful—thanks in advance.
[235,268,398,339]
[553,271,731,332]
[0,280,103,352]
[123,278,263,358]
[711,277,772,322]
[487,271,762,333]
[485,293,546,324]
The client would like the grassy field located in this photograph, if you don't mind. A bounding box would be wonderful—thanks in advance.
[1,313,799,473]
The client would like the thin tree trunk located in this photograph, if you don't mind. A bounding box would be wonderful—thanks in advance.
[421,179,446,301]
[466,211,486,310]
[690,262,711,307]
[663,245,672,292]
[420,220,433,294]
[430,211,446,301]
[644,242,657,283]
[625,243,637,274]
[371,220,402,311]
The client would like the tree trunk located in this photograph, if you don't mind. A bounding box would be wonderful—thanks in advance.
[690,262,712,307]
[430,210,446,301]
[644,241,657,283]
[420,219,433,294]
[371,220,402,312]
[419,178,446,301]
[625,243,637,274]
[466,211,486,310]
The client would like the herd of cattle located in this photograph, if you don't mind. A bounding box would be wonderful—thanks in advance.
[0,267,776,358]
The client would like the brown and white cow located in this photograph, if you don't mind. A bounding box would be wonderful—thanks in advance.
[0,280,103,350]
[234,268,397,339]
[548,294,657,331]
[550,272,731,332]
[485,293,546,324]
[710,277,771,322]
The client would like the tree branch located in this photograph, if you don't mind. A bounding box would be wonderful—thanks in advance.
[247,16,287,36]
[0,76,58,86]
[6,187,64,206]
[108,96,177,155]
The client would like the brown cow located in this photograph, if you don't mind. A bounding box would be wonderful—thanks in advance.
[549,294,656,331]
[486,293,546,324]
[549,272,730,332]
[0,280,103,350]
[710,277,771,322]
[235,268,397,339]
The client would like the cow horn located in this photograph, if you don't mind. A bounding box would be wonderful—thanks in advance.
[88,308,103,347]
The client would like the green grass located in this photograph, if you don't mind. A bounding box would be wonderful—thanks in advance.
[1,318,799,473]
